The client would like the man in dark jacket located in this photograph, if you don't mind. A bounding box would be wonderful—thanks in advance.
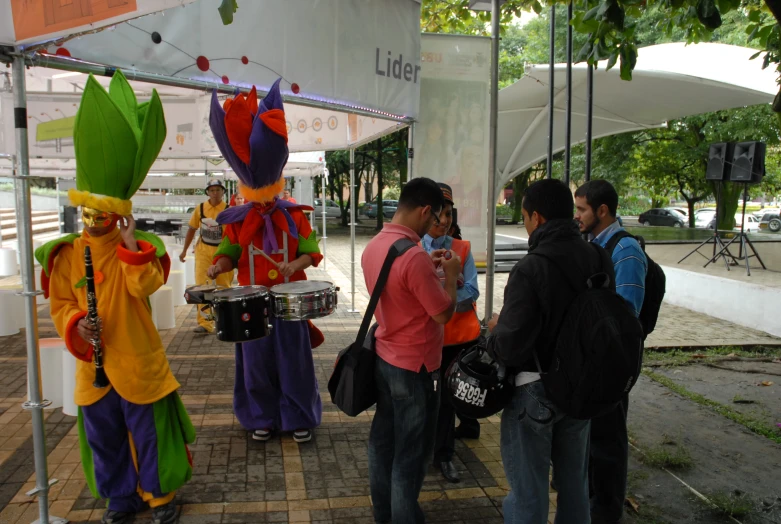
[487,179,614,524]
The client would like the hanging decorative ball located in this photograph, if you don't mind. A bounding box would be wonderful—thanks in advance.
[221,75,230,84]
[151,32,162,44]
[196,56,210,72]
[241,56,249,65]
[291,83,300,94]
[268,269,279,280]
[55,48,71,57]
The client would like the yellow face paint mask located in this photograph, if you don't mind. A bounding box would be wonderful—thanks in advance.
[82,207,116,228]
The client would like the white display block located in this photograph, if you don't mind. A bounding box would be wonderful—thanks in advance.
[0,286,22,336]
[0,247,18,277]
[168,270,186,307]
[151,285,175,330]
[61,348,78,417]
[27,338,65,410]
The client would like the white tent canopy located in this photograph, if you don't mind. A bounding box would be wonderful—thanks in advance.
[2,0,422,120]
[497,43,778,192]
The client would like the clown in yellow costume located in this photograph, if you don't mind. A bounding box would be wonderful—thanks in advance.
[35,71,194,524]
[179,179,233,333]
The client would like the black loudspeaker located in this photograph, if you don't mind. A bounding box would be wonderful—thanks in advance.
[706,142,734,181]
[61,206,79,233]
[730,141,765,183]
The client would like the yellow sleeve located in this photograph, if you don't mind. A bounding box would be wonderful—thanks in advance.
[117,241,165,299]
[49,245,92,359]
[188,206,201,230]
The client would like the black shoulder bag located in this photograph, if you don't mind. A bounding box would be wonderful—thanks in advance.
[328,238,415,416]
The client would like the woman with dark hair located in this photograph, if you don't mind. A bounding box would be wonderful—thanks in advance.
[421,183,482,483]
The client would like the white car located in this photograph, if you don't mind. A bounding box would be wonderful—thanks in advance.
[694,208,717,228]
[753,207,780,220]
[735,214,760,232]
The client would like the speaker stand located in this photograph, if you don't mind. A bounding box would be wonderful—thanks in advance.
[678,182,732,270]
[707,183,766,276]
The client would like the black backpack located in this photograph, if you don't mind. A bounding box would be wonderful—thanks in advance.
[531,244,644,420]
[605,231,666,338]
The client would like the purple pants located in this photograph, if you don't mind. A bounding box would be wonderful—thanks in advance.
[233,318,322,431]
[81,388,167,513]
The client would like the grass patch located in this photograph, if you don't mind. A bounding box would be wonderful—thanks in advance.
[644,369,781,445]
[704,491,755,519]
[644,345,781,367]
[641,444,694,470]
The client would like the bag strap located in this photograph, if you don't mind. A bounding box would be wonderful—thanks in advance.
[604,230,632,256]
[200,202,204,226]
[356,238,416,347]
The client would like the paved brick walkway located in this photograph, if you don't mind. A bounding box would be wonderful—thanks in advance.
[0,228,777,524]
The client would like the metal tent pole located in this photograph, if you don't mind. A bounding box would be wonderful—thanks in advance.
[546,5,555,179]
[484,0,500,322]
[564,1,573,186]
[12,54,68,524]
[348,149,358,312]
[321,169,328,271]
[407,124,415,183]
[584,64,594,182]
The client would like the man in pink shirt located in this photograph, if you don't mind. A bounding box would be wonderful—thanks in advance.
[362,177,461,524]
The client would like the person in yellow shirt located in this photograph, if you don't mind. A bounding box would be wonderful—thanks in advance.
[179,179,233,333]
[35,71,193,524]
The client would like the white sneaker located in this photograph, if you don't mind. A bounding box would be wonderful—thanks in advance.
[252,429,272,441]
[293,429,312,443]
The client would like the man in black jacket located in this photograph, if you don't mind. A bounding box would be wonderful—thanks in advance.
[487,179,613,524]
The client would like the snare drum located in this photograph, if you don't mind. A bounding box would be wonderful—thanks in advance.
[269,281,338,321]
[212,286,270,343]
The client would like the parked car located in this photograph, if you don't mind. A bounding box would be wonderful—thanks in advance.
[694,208,717,228]
[735,214,760,232]
[638,208,686,227]
[313,198,347,219]
[366,199,399,219]
[753,207,781,220]
[759,212,781,233]
[666,207,689,220]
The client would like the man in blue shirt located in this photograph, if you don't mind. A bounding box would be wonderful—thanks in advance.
[575,180,648,524]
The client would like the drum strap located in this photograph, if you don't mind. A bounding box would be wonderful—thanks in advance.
[356,238,416,348]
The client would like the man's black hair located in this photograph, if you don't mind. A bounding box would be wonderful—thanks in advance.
[397,177,445,214]
[574,180,618,217]
[522,179,574,221]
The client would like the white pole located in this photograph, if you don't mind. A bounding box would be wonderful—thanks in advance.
[321,168,328,271]
[484,0,500,323]
[12,53,67,524]
[348,149,358,312]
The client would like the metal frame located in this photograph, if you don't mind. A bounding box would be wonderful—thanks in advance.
[11,54,68,524]
[484,0,501,322]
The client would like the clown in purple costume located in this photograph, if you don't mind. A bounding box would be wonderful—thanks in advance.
[206,79,323,443]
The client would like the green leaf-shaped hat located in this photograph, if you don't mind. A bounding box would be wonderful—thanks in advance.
[68,70,167,215]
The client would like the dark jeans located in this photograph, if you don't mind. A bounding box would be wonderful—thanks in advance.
[369,357,440,524]
[589,394,629,523]
[434,341,476,462]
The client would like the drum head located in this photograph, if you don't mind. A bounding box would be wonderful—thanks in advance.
[213,285,268,302]
[270,281,334,295]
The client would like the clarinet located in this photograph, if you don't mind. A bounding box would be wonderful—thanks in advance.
[84,246,109,388]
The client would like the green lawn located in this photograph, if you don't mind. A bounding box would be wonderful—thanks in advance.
[625,226,779,242]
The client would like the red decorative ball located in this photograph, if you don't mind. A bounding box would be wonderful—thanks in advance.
[444,250,452,260]
[291,83,300,94]
[55,48,71,57]
[196,56,210,72]
[241,56,249,65]
[221,75,230,84]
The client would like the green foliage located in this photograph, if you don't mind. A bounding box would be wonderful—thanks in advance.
[704,491,755,519]
[641,444,694,470]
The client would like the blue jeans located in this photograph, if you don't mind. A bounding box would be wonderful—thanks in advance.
[368,357,440,524]
[501,381,591,524]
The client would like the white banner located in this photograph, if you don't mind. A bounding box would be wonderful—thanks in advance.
[43,0,422,119]
[0,0,197,46]
[413,34,491,263]
[0,93,202,159]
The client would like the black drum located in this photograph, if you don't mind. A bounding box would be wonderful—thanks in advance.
[212,286,270,343]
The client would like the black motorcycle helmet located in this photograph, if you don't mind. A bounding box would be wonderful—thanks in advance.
[444,343,515,419]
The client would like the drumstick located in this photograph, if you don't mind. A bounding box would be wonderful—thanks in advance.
[258,250,281,269]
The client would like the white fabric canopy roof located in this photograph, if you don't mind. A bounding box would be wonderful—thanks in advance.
[497,43,778,191]
[2,0,422,120]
